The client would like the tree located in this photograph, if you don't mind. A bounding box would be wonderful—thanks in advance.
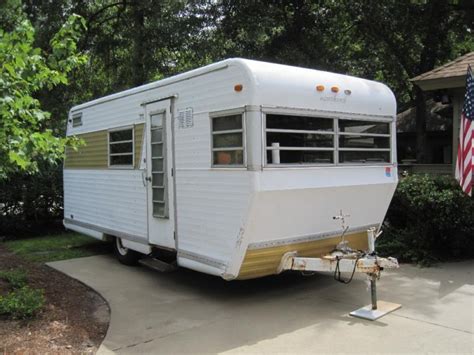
[334,0,473,162]
[0,8,86,178]
[1,0,472,236]
[70,1,213,92]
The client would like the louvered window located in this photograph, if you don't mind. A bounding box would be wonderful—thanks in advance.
[338,120,391,163]
[72,113,82,127]
[265,114,391,165]
[211,114,245,166]
[266,114,335,164]
[108,128,134,167]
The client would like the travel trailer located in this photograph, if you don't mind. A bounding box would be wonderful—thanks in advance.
[64,58,398,283]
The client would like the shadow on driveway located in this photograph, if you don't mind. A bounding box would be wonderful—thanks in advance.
[49,255,474,354]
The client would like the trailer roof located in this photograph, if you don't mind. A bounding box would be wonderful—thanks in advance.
[71,58,396,118]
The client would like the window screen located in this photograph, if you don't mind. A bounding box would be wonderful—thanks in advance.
[211,114,244,166]
[109,128,134,167]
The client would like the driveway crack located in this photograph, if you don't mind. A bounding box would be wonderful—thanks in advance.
[390,313,473,334]
[112,316,227,352]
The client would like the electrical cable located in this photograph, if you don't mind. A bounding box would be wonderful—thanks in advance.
[333,253,364,284]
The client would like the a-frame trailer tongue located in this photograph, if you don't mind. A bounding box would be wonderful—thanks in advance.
[277,216,401,321]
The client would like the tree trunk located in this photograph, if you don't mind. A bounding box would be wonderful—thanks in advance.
[131,4,146,86]
[415,86,427,163]
[414,0,450,163]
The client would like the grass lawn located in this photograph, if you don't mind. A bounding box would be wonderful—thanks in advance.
[4,232,110,263]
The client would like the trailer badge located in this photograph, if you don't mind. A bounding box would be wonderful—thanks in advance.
[385,167,392,177]
[320,96,346,103]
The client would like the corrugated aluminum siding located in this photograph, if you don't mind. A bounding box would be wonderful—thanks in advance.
[64,169,147,240]
[65,62,253,273]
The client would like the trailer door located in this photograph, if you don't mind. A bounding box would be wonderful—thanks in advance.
[144,99,176,249]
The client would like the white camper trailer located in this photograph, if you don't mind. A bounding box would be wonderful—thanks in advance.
[64,58,399,283]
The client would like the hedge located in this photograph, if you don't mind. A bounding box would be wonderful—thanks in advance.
[378,174,474,265]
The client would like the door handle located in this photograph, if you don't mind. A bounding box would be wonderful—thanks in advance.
[141,171,150,186]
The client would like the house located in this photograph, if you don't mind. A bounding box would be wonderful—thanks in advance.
[397,99,453,174]
[407,51,474,175]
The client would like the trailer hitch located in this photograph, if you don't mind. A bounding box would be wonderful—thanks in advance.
[277,227,401,321]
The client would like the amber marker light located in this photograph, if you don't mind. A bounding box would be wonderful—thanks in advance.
[316,85,325,92]
[234,84,243,92]
[331,86,339,93]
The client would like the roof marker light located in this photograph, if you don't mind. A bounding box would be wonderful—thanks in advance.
[234,84,243,92]
[316,85,325,92]
[331,86,339,93]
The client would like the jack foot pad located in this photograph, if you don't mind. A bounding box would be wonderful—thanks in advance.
[350,301,401,321]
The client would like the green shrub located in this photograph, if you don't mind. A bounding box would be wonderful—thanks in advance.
[0,162,63,238]
[0,269,28,289]
[378,174,474,265]
[0,286,45,319]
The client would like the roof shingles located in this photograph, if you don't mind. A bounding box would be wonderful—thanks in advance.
[411,52,474,90]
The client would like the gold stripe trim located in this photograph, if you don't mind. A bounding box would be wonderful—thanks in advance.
[64,124,145,169]
[237,231,369,280]
[134,124,144,169]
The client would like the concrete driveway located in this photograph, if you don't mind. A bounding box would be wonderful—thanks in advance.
[48,255,474,354]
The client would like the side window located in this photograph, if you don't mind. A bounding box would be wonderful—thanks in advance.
[266,114,335,164]
[338,120,391,163]
[108,128,134,167]
[72,113,82,127]
[211,114,244,166]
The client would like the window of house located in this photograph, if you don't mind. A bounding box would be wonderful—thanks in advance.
[108,127,134,167]
[266,114,335,164]
[211,114,244,166]
[72,113,82,127]
[338,119,391,163]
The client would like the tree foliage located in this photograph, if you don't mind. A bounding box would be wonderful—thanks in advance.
[0,0,473,237]
[18,0,474,127]
[0,8,86,178]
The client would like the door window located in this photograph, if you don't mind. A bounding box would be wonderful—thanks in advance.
[150,113,168,218]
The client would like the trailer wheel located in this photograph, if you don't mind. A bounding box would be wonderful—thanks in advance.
[113,237,140,265]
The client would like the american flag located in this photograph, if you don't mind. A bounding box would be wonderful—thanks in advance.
[455,65,474,196]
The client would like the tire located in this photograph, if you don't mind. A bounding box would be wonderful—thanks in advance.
[113,237,141,266]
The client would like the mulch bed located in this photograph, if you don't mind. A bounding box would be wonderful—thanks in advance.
[0,246,110,354]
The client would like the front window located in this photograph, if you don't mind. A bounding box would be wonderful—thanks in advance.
[211,114,244,166]
[266,114,335,164]
[265,113,391,165]
[338,119,391,163]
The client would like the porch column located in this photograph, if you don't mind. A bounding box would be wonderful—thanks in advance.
[452,96,460,174]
